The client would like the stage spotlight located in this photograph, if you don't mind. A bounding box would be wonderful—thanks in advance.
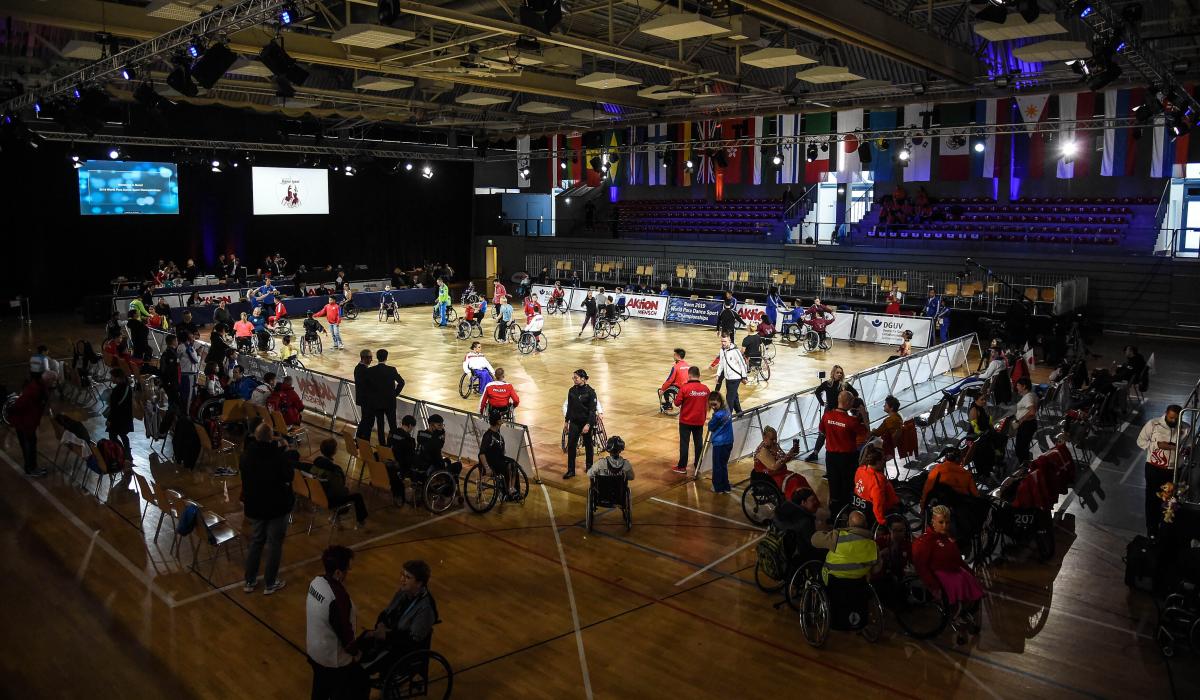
[560,160,567,170]
[1079,5,1094,18]
[186,36,205,59]
[33,98,41,115]
[684,158,694,170]
[772,152,782,166]
[805,143,818,163]
[69,151,80,163]
[405,161,413,171]
[120,66,136,81]
[278,1,298,25]
[564,197,571,204]
[345,164,355,176]
[973,140,986,153]
[1132,99,1160,124]
[1059,140,1078,157]
[820,142,829,153]
[211,158,222,173]
[1087,63,1121,91]
[422,164,433,178]
[108,146,121,159]
[520,166,531,178]
[661,159,668,168]
[898,146,911,161]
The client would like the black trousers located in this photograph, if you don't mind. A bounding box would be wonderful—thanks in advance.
[331,492,369,523]
[309,658,368,700]
[1145,464,1173,536]
[826,451,859,519]
[355,407,377,442]
[678,423,704,469]
[1015,420,1037,463]
[566,420,593,474]
[17,431,38,472]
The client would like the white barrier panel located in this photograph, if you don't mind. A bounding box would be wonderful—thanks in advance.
[292,369,344,418]
[854,313,933,349]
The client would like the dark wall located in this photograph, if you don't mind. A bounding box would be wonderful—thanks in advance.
[1,140,474,312]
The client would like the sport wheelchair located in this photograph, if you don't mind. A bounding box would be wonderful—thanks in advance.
[378,301,399,323]
[340,300,358,321]
[455,320,483,340]
[458,371,487,399]
[594,317,622,339]
[545,296,567,315]
[658,385,679,415]
[797,566,886,648]
[360,603,454,699]
[586,468,632,532]
[300,332,323,356]
[431,305,459,327]
[494,320,520,344]
[747,356,771,384]
[268,317,293,336]
[462,458,530,513]
[398,459,462,514]
[517,329,547,354]
[741,470,783,526]
[561,418,608,456]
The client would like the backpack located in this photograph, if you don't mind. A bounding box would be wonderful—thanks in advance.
[755,524,789,582]
[96,438,124,470]
[1123,535,1158,593]
[176,503,201,536]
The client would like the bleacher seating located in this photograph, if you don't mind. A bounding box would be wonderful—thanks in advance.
[856,196,1160,248]
[616,198,784,241]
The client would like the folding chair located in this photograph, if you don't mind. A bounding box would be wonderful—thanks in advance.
[193,422,237,474]
[269,409,309,449]
[188,499,242,576]
[341,429,360,475]
[913,399,950,455]
[83,442,121,501]
[296,471,353,540]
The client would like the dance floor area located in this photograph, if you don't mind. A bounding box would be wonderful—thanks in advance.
[0,308,1196,699]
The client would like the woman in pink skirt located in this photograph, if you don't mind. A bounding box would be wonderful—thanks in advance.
[913,504,984,643]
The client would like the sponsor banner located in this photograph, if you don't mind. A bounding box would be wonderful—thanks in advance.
[531,285,667,320]
[292,369,344,417]
[303,278,391,295]
[665,297,723,326]
[194,291,237,305]
[854,314,933,348]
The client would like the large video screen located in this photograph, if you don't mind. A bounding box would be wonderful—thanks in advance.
[78,160,179,215]
[251,166,330,215]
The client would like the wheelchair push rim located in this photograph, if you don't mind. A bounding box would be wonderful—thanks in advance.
[423,472,459,514]
[380,649,453,700]
[462,464,499,513]
[799,583,830,648]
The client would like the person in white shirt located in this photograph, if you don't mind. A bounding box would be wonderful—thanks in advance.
[306,545,367,699]
[462,342,495,388]
[1135,405,1190,535]
[980,348,1006,381]
[525,311,544,335]
[1013,377,1038,463]
[717,334,748,414]
[251,372,276,406]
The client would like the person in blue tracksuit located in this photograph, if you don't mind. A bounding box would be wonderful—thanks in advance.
[765,287,784,327]
[923,288,949,344]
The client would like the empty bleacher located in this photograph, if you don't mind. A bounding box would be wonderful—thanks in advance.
[616,198,785,241]
[856,196,1160,248]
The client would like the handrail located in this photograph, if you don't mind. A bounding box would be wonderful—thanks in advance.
[1153,178,1172,232]
[782,183,820,220]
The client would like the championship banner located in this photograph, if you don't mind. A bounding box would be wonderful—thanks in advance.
[665,297,723,326]
[737,303,855,340]
[853,314,933,348]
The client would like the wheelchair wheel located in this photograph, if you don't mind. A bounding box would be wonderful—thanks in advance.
[509,466,530,504]
[757,362,771,383]
[594,321,610,340]
[423,471,458,514]
[458,373,477,399]
[462,464,499,514]
[609,321,622,338]
[894,576,950,640]
[517,333,535,355]
[493,322,506,343]
[592,422,608,452]
[741,481,780,526]
[472,323,484,339]
[446,307,459,323]
[805,331,820,352]
[455,321,470,340]
[287,358,305,371]
[782,326,801,343]
[380,649,453,700]
[623,488,632,531]
[343,306,358,321]
[535,333,547,352]
[274,318,293,335]
[763,342,776,362]
[785,561,825,611]
[861,586,885,643]
[799,583,831,648]
[820,336,834,352]
[754,557,787,593]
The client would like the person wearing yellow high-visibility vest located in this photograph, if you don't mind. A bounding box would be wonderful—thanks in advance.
[810,510,881,584]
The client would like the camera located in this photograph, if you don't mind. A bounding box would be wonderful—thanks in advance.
[818,370,826,379]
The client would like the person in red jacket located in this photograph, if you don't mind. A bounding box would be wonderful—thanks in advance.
[10,371,58,476]
[853,447,900,525]
[313,296,344,350]
[820,390,869,519]
[672,366,710,475]
[267,375,306,426]
[912,504,984,643]
[480,367,520,420]
[658,348,690,412]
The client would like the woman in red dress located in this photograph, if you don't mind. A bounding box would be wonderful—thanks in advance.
[913,504,985,644]
[753,426,813,501]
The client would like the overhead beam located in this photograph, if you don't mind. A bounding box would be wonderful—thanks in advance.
[737,0,979,84]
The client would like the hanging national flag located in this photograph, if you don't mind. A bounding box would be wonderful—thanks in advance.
[1011,94,1049,179]
[547,134,560,185]
[1151,114,1174,178]
[994,97,1012,181]
[836,109,865,183]
[679,121,693,187]
[720,117,754,184]
[938,102,973,181]
[645,123,670,186]
[973,99,997,178]
[752,116,766,185]
[803,112,831,184]
[902,103,932,182]
[606,130,623,184]
[773,113,799,184]
[1056,91,1096,179]
[692,120,721,185]
[517,135,530,188]
[867,108,898,182]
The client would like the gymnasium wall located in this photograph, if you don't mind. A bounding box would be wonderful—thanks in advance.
[477,235,1199,337]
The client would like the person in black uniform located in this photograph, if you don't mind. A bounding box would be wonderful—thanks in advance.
[384,415,419,503]
[353,350,373,439]
[362,349,405,444]
[562,369,598,479]
[603,296,618,322]
[717,305,743,345]
[478,412,518,500]
[578,291,599,337]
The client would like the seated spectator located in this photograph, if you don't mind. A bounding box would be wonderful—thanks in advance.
[853,447,900,525]
[250,371,275,406]
[870,395,903,446]
[921,446,979,507]
[267,375,305,426]
[228,366,260,401]
[912,504,984,643]
[360,560,437,669]
[1112,344,1147,386]
[753,426,812,501]
[965,403,997,482]
[310,439,368,527]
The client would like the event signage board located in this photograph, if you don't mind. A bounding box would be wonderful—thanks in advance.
[665,297,724,326]
[530,284,668,320]
[853,313,933,348]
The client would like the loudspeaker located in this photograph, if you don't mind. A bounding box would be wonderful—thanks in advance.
[519,0,562,34]
[259,41,309,86]
[190,42,237,89]
[166,65,198,97]
[859,141,872,165]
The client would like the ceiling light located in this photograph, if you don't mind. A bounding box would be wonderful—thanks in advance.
[741,47,817,69]
[422,164,433,178]
[211,158,221,167]
[684,159,694,170]
[898,147,911,161]
[973,140,986,153]
[120,66,136,81]
[575,71,642,89]
[277,2,298,25]
[108,147,121,159]
[1080,6,1094,18]
[520,166,531,177]
[352,75,415,92]
[639,14,730,41]
[405,162,413,171]
[564,197,571,204]
[559,160,567,170]
[331,24,416,48]
[32,98,41,115]
[455,92,510,106]
[1059,141,1078,157]
[345,164,355,176]
[772,153,782,166]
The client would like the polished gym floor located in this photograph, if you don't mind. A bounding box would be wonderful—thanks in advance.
[0,306,1196,699]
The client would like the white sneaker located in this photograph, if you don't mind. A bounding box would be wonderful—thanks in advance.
[243,581,257,593]
[264,579,287,595]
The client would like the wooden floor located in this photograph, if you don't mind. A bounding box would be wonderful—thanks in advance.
[0,309,1196,699]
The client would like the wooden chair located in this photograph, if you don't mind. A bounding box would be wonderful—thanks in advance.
[297,472,354,540]
[880,279,893,292]
[365,452,398,505]
[1024,287,1038,302]
[635,265,645,276]
[355,438,376,485]
[643,265,654,277]
[193,422,236,472]
[269,409,309,449]
[341,429,360,475]
[221,398,246,426]
[83,442,121,500]
[738,271,750,283]
[187,499,242,576]
[896,280,908,293]
[1040,287,1056,303]
[727,271,738,283]
[945,283,958,297]
[133,473,186,555]
[50,418,84,478]
[835,276,847,289]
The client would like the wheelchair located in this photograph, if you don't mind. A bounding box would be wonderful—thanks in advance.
[235,336,255,355]
[802,325,833,353]
[545,297,567,315]
[594,317,622,339]
[378,302,399,323]
[455,320,484,340]
[586,470,632,532]
[362,611,453,699]
[340,301,359,321]
[431,305,459,327]
[741,470,783,526]
[616,303,629,321]
[268,317,293,336]
[924,485,994,567]
[397,459,463,514]
[281,354,305,371]
[761,336,776,363]
[300,333,323,356]
[494,320,521,344]
[462,458,530,513]
[561,418,608,455]
[1157,578,1200,657]
[747,357,771,384]
[461,289,480,305]
[797,568,886,648]
[658,385,679,415]
[517,329,547,355]
[976,478,1055,564]
[458,371,487,399]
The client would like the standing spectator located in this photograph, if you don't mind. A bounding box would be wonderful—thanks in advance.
[29,345,50,381]
[127,311,151,362]
[363,350,405,443]
[673,367,710,475]
[175,310,198,340]
[177,331,201,408]
[242,423,295,595]
[707,392,734,493]
[105,368,134,463]
[562,369,599,479]
[213,299,233,329]
[1013,377,1038,463]
[807,365,858,462]
[313,297,345,350]
[311,439,368,527]
[1136,404,1190,536]
[206,325,231,371]
[305,545,367,700]
[353,350,373,439]
[821,391,869,518]
[716,306,742,346]
[923,287,949,345]
[9,371,58,477]
[716,335,748,415]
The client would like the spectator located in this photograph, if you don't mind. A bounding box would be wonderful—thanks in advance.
[821,391,869,518]
[1136,404,1190,536]
[716,334,748,415]
[806,365,858,462]
[921,446,979,507]
[361,560,437,667]
[9,371,58,477]
[1013,377,1037,463]
[267,375,305,427]
[251,371,276,406]
[305,545,367,700]
[913,504,984,644]
[72,340,99,391]
[127,311,151,362]
[853,447,899,525]
[29,344,50,381]
[242,423,295,595]
[177,331,202,407]
[213,299,233,329]
[923,288,949,345]
[707,392,734,494]
[176,310,198,339]
[362,349,405,443]
[311,439,368,527]
[673,366,710,476]
[105,368,134,464]
[753,426,812,500]
[870,395,903,446]
[1113,344,1147,387]
[227,365,257,401]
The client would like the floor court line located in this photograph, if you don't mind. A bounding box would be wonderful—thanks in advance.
[986,590,1152,640]
[924,641,1004,700]
[648,496,760,528]
[539,483,593,700]
[674,534,765,587]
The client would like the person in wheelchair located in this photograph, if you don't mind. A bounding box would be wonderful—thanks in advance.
[385,416,419,503]
[480,367,519,419]
[774,487,823,561]
[920,446,979,510]
[658,348,690,412]
[523,310,544,342]
[479,411,520,501]
[463,341,495,389]
[340,283,355,314]
[913,505,984,643]
[548,282,565,311]
[277,334,299,364]
[233,312,255,353]
[379,286,398,319]
[615,288,628,317]
[359,559,437,674]
[250,306,270,351]
[303,311,327,344]
[587,435,635,481]
[782,299,805,340]
[416,415,463,481]
[810,510,883,629]
[267,295,288,330]
[852,446,901,527]
[602,296,619,324]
